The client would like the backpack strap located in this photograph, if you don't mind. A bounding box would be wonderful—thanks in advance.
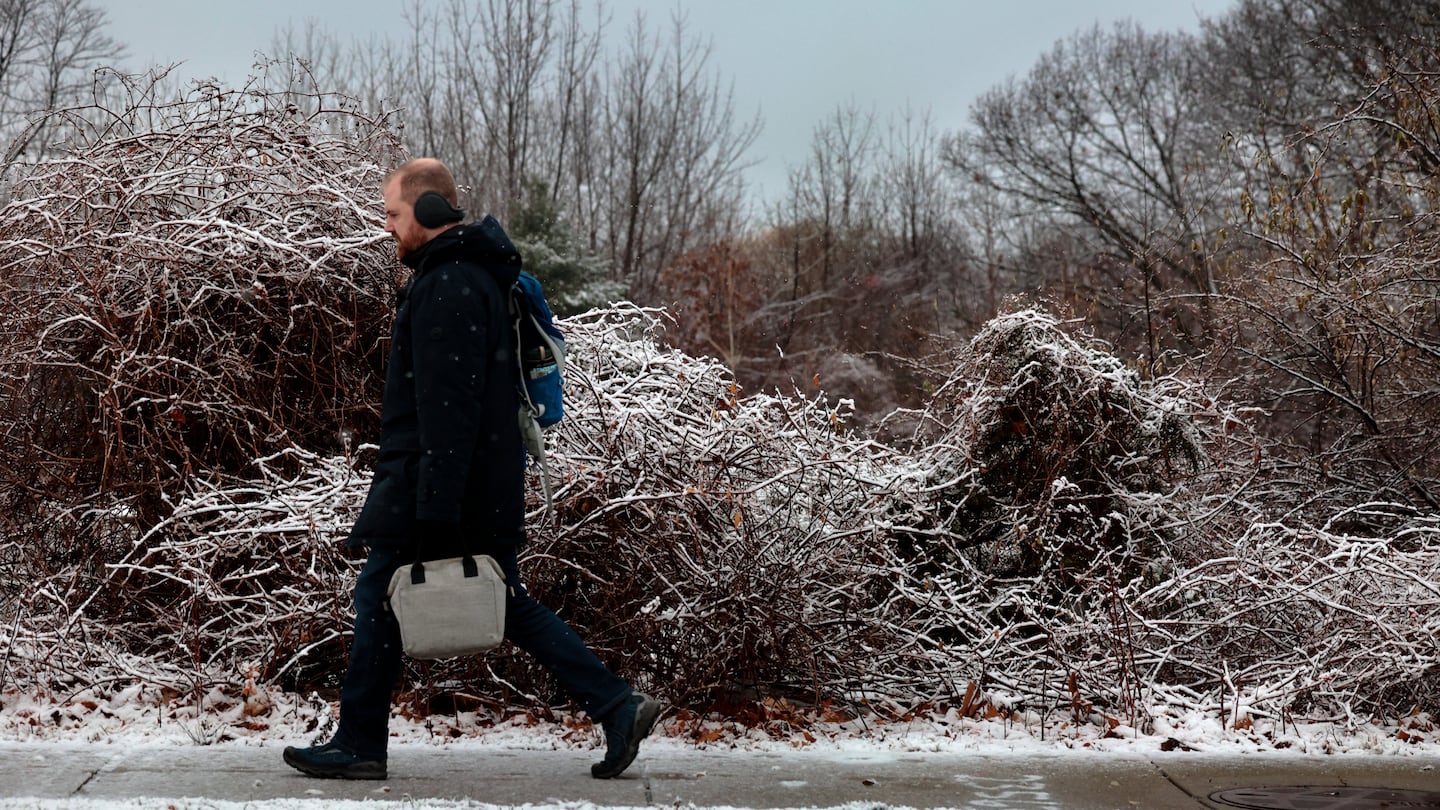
[511,287,555,516]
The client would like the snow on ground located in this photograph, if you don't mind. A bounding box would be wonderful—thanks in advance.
[4,683,1438,758]
[2,798,900,810]
[2,798,911,810]
[2,685,1439,809]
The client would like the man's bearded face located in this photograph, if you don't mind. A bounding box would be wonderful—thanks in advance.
[383,180,428,260]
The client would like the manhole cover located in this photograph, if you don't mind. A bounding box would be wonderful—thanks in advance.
[1212,786,1440,809]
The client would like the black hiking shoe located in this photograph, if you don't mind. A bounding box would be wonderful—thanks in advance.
[591,692,662,779]
[283,739,387,780]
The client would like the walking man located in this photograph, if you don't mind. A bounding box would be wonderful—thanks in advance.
[284,158,659,781]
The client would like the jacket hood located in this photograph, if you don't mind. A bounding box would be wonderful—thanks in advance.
[402,214,522,288]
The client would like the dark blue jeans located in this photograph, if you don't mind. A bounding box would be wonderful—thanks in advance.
[332,543,631,758]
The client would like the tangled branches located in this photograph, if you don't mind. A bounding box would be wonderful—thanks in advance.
[0,72,404,544]
[519,305,920,706]
[1,449,364,698]
[1,305,927,713]
[2,302,1435,737]
[1130,505,1440,726]
[895,309,1232,582]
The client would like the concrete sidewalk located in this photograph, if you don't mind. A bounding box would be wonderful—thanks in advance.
[3,740,1439,808]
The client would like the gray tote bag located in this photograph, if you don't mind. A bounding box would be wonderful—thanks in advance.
[386,554,507,659]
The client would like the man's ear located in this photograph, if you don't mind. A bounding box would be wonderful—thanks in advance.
[414,192,465,228]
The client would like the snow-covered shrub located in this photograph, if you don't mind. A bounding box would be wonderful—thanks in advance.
[0,303,935,713]
[0,72,402,706]
[4,294,1435,737]
[846,310,1240,716]
[1129,504,1440,724]
[895,309,1221,581]
[1,449,364,696]
[0,75,403,544]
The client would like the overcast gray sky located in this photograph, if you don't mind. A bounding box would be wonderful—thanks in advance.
[98,0,1237,203]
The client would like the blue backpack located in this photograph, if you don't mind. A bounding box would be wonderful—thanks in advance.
[511,271,565,512]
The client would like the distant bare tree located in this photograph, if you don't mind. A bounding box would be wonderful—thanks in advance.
[946,22,1222,358]
[1214,8,1440,513]
[1,0,125,160]
[878,106,948,269]
[475,0,554,208]
[597,9,758,296]
[711,102,973,415]
[537,0,602,213]
[873,105,976,329]
[272,1,458,169]
[1203,0,1440,233]
[273,2,756,301]
[786,104,876,294]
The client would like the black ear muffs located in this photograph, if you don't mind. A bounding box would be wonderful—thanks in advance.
[413,191,466,228]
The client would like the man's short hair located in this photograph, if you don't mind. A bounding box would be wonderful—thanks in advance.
[387,159,459,206]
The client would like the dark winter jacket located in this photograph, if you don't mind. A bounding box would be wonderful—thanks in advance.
[347,216,525,551]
